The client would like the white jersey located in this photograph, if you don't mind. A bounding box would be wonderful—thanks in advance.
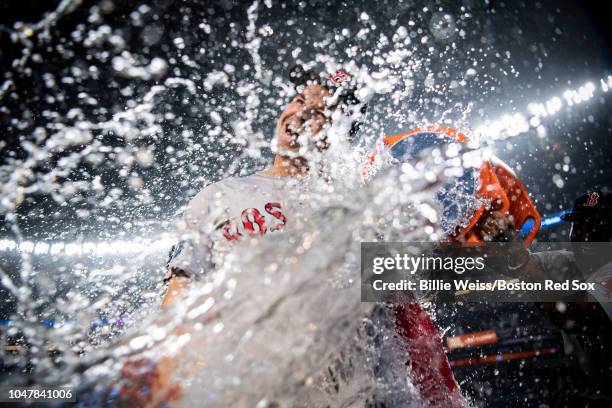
[586,261,612,321]
[531,250,612,321]
[530,250,579,281]
[166,173,297,281]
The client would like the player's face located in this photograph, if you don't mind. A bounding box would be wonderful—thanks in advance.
[275,84,331,153]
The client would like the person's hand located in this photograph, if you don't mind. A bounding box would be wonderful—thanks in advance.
[117,356,182,407]
[474,210,516,242]
[162,275,191,309]
[473,210,536,274]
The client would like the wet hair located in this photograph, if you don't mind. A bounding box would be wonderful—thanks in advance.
[289,65,367,140]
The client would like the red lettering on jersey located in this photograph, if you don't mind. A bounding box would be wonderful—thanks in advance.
[265,202,287,231]
[329,69,350,85]
[242,208,267,235]
[222,220,242,241]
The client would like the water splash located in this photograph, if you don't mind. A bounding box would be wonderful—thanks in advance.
[1,0,609,406]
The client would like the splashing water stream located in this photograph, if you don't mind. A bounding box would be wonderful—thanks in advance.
[1,0,610,406]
